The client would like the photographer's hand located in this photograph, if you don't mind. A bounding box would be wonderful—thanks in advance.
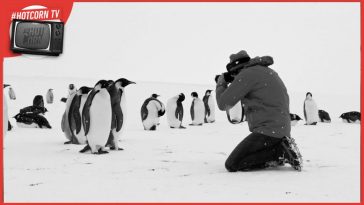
[216,74,228,87]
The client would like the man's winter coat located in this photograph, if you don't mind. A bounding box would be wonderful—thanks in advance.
[216,57,290,138]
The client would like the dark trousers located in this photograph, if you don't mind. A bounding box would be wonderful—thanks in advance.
[225,132,283,172]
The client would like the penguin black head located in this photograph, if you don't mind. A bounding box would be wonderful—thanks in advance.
[3,84,10,88]
[306,92,312,98]
[107,80,114,87]
[33,95,44,107]
[49,88,53,91]
[69,84,75,90]
[78,86,93,95]
[191,92,198,98]
[115,78,136,89]
[94,80,110,90]
[151,93,160,98]
[205,90,212,95]
[178,93,185,102]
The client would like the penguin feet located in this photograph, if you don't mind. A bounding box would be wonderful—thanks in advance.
[110,146,124,151]
[96,148,109,154]
[79,145,91,153]
[64,141,73,144]
[179,125,186,129]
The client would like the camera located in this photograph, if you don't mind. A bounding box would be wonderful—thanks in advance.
[215,58,249,83]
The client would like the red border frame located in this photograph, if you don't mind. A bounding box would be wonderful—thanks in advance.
[0,0,362,204]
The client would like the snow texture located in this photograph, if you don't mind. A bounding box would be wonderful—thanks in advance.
[4,75,360,202]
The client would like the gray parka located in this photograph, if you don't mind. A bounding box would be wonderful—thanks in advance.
[216,58,290,138]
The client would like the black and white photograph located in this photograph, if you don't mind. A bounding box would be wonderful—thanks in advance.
[3,2,360,202]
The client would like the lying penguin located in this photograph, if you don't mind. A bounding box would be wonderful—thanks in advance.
[340,111,361,123]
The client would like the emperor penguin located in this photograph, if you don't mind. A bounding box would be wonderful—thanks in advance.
[340,111,361,123]
[166,93,186,129]
[81,80,112,154]
[46,89,54,104]
[62,84,78,144]
[203,89,215,123]
[189,92,204,126]
[141,93,165,131]
[68,86,93,145]
[105,78,135,151]
[68,84,76,95]
[303,92,319,125]
[226,101,245,124]
[318,109,331,123]
[290,113,302,126]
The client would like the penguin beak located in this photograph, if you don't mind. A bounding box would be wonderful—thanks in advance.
[129,81,136,85]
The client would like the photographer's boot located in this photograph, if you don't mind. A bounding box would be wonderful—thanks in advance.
[280,136,303,171]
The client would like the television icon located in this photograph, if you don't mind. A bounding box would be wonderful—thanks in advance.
[10,19,64,56]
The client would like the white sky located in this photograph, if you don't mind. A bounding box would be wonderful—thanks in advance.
[5,2,360,96]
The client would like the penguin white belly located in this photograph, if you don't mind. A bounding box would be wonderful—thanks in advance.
[3,95,8,137]
[228,101,242,122]
[304,100,319,124]
[143,101,159,129]
[63,93,76,141]
[17,122,40,128]
[206,96,215,122]
[87,90,112,153]
[291,120,298,126]
[167,99,181,127]
[75,95,88,144]
[192,99,204,124]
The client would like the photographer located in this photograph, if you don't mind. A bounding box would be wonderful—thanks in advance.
[215,50,302,172]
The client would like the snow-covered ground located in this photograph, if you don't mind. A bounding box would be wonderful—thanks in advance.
[4,75,360,202]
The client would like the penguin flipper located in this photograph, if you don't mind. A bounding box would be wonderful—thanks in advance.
[82,90,99,136]
[190,101,195,121]
[61,112,66,132]
[179,105,184,121]
[141,105,148,121]
[68,95,80,135]
[175,101,184,121]
[115,104,124,132]
[303,102,307,121]
[226,110,233,124]
[240,105,245,123]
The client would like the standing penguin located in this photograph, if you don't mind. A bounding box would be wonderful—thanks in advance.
[46,89,54,104]
[68,86,93,145]
[106,78,135,150]
[303,92,319,125]
[203,90,215,123]
[62,84,78,144]
[189,92,204,126]
[141,93,165,131]
[8,86,16,100]
[68,84,76,95]
[81,80,112,154]
[166,93,186,129]
[226,101,245,124]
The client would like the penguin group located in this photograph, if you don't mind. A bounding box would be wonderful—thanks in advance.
[61,78,135,154]
[142,90,216,130]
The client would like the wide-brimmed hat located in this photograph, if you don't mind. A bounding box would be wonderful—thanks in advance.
[229,50,251,64]
[226,50,251,71]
